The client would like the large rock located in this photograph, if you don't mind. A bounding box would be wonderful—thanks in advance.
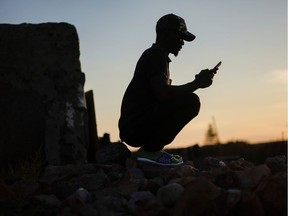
[173,178,222,216]
[214,164,270,190]
[0,23,88,166]
[256,171,287,216]
[95,142,131,166]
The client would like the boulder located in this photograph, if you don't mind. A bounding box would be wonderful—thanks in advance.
[95,142,131,166]
[0,23,87,166]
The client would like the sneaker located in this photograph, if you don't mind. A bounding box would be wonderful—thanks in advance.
[135,148,183,166]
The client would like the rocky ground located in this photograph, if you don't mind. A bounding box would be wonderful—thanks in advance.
[0,142,286,216]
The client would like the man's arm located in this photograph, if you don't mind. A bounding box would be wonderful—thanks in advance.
[150,68,217,101]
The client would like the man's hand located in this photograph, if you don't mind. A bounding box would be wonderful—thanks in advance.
[194,68,217,88]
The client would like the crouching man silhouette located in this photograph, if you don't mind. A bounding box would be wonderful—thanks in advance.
[119,14,220,166]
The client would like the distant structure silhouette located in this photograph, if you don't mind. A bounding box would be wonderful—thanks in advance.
[204,116,221,145]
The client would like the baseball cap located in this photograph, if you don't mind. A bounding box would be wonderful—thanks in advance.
[156,14,196,42]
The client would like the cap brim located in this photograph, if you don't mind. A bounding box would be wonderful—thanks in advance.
[181,31,196,42]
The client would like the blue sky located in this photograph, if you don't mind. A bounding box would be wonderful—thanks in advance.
[1,0,287,149]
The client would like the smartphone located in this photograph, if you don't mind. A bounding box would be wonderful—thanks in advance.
[213,61,222,70]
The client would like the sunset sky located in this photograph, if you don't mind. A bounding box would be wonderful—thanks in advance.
[1,0,287,149]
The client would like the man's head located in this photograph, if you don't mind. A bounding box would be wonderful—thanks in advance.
[156,14,195,42]
[156,14,195,56]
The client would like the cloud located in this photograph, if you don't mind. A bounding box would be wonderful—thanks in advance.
[265,69,287,84]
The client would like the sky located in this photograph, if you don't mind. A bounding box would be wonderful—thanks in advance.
[0,0,287,150]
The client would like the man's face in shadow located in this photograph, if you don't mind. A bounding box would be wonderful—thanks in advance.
[166,30,185,57]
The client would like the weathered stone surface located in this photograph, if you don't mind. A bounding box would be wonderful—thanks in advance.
[62,194,87,215]
[73,171,110,192]
[0,23,87,166]
[94,194,129,216]
[31,194,61,208]
[139,177,163,194]
[199,156,227,171]
[76,205,99,216]
[157,182,184,207]
[104,171,141,195]
[256,171,287,216]
[265,155,287,174]
[168,176,196,187]
[73,187,92,203]
[128,191,155,211]
[133,197,166,216]
[227,157,254,171]
[95,142,131,166]
[214,164,270,190]
[173,178,222,216]
[163,161,198,182]
[229,190,265,216]
[235,164,270,189]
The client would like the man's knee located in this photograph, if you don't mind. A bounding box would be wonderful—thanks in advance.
[193,93,201,112]
[189,93,200,105]
[185,93,201,116]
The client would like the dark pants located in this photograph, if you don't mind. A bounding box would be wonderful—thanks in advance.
[120,93,201,151]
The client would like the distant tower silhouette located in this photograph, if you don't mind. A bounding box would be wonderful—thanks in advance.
[204,116,221,145]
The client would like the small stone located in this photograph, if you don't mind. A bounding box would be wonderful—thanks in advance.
[129,191,155,210]
[94,195,129,216]
[265,155,287,174]
[75,171,110,191]
[139,177,163,194]
[163,162,197,182]
[74,187,92,203]
[168,176,196,187]
[62,194,86,214]
[52,180,78,200]
[127,167,145,179]
[200,157,227,171]
[225,189,242,208]
[157,182,184,207]
[105,172,141,195]
[227,158,254,171]
[214,170,239,189]
[77,205,99,216]
[32,194,61,207]
[134,198,166,216]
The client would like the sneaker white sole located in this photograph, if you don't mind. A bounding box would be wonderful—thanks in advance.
[137,157,183,166]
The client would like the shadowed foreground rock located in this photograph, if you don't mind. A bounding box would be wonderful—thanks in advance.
[0,155,286,216]
[95,142,131,166]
